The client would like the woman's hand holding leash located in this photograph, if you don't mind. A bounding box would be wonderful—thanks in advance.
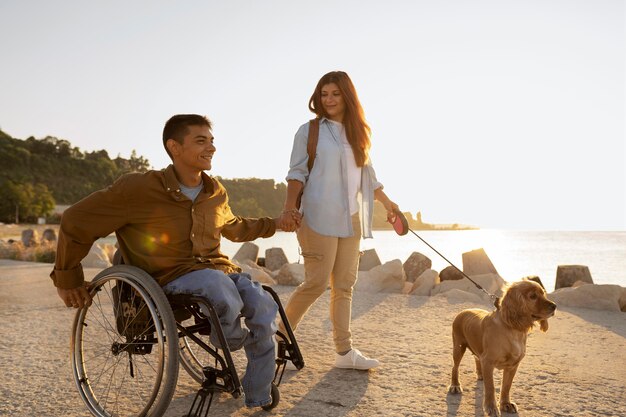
[374,187,399,223]
[384,201,400,223]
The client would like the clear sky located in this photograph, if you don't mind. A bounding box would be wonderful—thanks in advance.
[1,0,624,230]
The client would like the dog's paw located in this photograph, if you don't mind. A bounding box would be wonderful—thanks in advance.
[447,384,463,394]
[500,401,518,414]
[484,403,501,417]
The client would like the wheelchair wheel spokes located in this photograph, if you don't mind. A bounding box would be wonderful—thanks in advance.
[71,266,179,417]
[178,317,214,383]
[177,315,246,385]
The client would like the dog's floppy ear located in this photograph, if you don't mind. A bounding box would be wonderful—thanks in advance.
[539,319,549,332]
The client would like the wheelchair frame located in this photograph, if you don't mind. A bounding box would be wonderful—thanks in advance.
[71,264,304,417]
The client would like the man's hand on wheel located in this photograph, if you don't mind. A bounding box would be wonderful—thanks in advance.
[58,282,92,308]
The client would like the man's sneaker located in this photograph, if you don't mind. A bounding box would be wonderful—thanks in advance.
[334,348,380,370]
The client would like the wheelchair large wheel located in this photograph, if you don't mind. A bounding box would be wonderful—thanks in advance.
[71,265,179,417]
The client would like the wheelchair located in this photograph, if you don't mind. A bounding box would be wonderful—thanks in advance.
[70,264,304,417]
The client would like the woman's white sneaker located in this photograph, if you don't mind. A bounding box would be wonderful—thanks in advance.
[334,349,379,370]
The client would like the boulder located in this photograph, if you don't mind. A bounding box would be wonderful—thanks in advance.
[549,284,623,312]
[439,266,465,281]
[355,259,405,293]
[403,252,432,282]
[275,263,305,286]
[408,269,440,296]
[359,249,382,271]
[101,243,116,264]
[21,229,39,247]
[239,259,273,275]
[462,248,498,275]
[82,243,112,269]
[401,281,414,294]
[41,228,57,243]
[619,288,626,312]
[555,265,593,290]
[239,260,276,285]
[265,247,289,271]
[431,273,506,301]
[233,242,259,264]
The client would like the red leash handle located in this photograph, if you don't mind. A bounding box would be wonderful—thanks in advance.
[388,209,409,236]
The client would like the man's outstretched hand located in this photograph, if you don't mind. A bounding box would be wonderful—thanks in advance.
[57,282,92,309]
[276,209,302,232]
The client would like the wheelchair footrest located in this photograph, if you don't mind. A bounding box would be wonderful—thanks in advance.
[200,366,241,397]
[186,366,243,417]
[276,335,304,369]
[274,336,305,386]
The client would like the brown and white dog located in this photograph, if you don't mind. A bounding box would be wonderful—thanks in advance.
[447,279,556,416]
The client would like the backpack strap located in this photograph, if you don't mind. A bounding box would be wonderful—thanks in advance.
[306,118,320,172]
[295,118,320,210]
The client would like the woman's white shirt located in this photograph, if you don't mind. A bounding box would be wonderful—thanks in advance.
[286,118,383,238]
[329,119,362,215]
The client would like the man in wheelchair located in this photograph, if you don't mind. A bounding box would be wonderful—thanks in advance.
[51,114,299,411]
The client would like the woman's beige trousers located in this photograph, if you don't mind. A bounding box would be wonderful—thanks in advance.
[281,213,361,353]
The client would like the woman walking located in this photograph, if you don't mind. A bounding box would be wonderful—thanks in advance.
[278,71,399,370]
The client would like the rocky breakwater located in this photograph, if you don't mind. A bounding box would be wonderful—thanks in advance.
[232,242,626,313]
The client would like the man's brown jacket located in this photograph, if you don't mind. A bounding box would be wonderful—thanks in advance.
[51,165,276,289]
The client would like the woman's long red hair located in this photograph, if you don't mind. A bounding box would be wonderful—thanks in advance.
[309,71,371,167]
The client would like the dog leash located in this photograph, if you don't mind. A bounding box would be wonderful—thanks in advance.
[388,209,500,309]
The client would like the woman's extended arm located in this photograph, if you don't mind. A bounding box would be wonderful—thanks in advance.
[374,187,400,221]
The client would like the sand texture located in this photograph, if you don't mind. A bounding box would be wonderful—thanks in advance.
[0,259,624,417]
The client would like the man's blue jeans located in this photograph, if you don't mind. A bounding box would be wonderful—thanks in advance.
[163,269,278,408]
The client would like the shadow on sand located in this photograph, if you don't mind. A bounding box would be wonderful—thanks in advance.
[283,368,370,417]
[559,306,626,338]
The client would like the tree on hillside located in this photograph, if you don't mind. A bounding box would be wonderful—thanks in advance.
[0,181,55,223]
[219,178,287,218]
[229,197,266,218]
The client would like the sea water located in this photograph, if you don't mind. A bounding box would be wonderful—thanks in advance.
[220,230,626,292]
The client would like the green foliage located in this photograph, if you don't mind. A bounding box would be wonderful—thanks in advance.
[0,241,56,263]
[31,243,57,263]
[219,178,287,218]
[0,180,55,223]
[0,130,151,221]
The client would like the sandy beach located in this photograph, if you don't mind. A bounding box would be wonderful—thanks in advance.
[0,259,624,417]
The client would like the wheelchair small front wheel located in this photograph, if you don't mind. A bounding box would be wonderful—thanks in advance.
[261,383,280,411]
[71,265,179,417]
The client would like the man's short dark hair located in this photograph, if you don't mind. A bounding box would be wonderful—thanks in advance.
[162,114,212,159]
